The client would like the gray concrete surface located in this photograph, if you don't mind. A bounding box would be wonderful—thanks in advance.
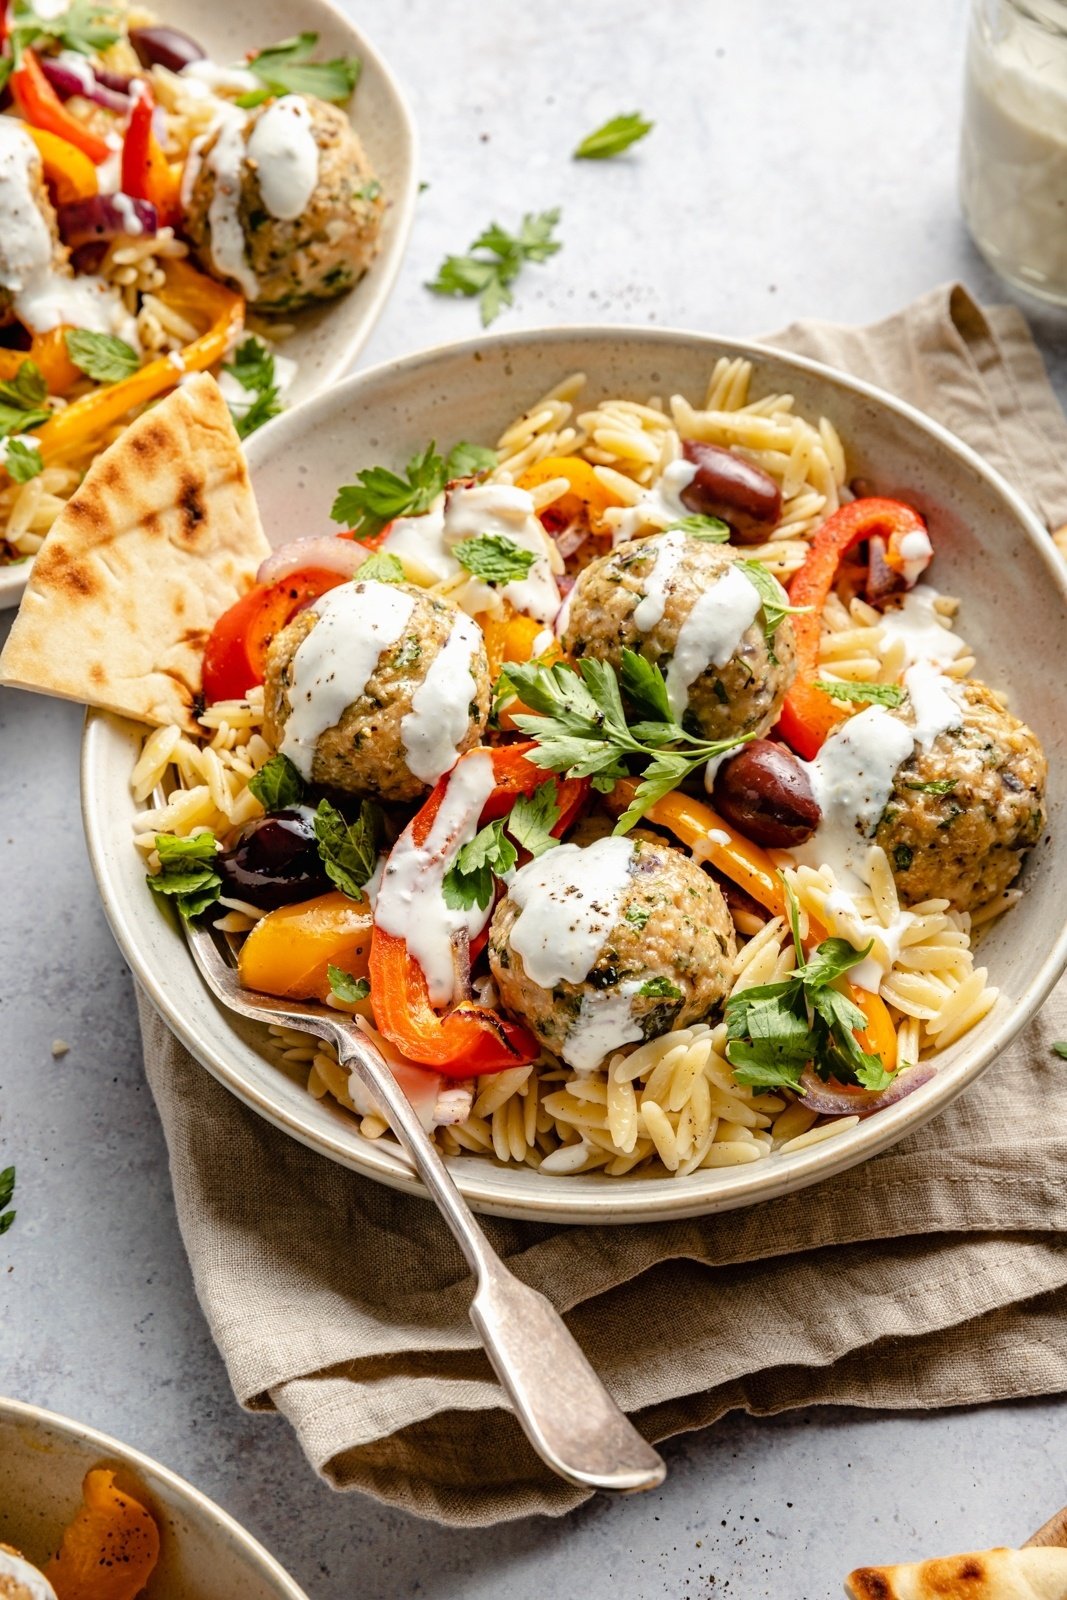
[2,1,1066,1596]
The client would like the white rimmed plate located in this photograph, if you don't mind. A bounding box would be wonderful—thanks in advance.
[0,0,417,610]
[0,1395,310,1599]
[81,327,1067,1225]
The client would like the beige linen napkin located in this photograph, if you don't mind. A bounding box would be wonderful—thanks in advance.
[138,283,1067,1527]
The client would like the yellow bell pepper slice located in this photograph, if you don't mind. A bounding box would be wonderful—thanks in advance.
[27,125,98,205]
[516,455,623,532]
[44,1467,160,1600]
[238,891,373,1010]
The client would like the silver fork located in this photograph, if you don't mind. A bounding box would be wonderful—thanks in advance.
[178,914,667,1494]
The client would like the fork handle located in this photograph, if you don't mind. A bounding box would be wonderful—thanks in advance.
[332,1023,666,1495]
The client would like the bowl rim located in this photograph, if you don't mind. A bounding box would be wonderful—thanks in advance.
[0,1394,311,1598]
[0,0,419,612]
[81,321,1067,1224]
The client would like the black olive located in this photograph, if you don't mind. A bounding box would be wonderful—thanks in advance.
[215,807,331,911]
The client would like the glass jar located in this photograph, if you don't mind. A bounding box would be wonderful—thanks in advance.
[959,0,1067,305]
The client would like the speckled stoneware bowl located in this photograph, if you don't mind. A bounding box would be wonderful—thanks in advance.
[0,1396,309,1599]
[0,0,417,610]
[80,327,1067,1225]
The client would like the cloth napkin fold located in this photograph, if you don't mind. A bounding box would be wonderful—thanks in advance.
[138,282,1067,1527]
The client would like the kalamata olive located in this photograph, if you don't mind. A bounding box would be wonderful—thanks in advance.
[129,24,207,73]
[680,440,782,543]
[215,807,331,911]
[713,740,821,847]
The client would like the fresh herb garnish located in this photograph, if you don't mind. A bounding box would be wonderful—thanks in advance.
[327,965,370,1004]
[4,437,43,484]
[314,799,381,901]
[903,778,958,795]
[725,883,891,1093]
[10,0,121,56]
[507,780,561,859]
[815,679,906,708]
[355,178,382,202]
[735,559,810,660]
[146,831,222,920]
[624,904,650,930]
[331,439,495,540]
[223,336,282,439]
[248,753,304,812]
[246,32,361,104]
[427,208,562,327]
[359,550,406,584]
[454,533,537,585]
[638,976,682,999]
[1052,1042,1067,1060]
[664,515,730,541]
[0,1165,15,1237]
[574,111,653,160]
[442,819,517,911]
[500,649,748,833]
[64,329,140,385]
[0,360,50,439]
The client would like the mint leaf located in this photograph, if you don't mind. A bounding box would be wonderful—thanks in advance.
[314,799,381,900]
[816,679,905,708]
[4,437,43,484]
[0,1164,15,1236]
[248,753,304,812]
[327,965,370,1003]
[64,329,139,384]
[1052,1042,1067,1060]
[664,514,730,541]
[0,359,46,410]
[146,830,221,920]
[359,551,406,583]
[735,559,810,658]
[446,441,497,479]
[453,533,536,585]
[574,111,653,160]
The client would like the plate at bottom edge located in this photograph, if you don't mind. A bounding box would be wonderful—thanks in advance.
[81,325,1067,1225]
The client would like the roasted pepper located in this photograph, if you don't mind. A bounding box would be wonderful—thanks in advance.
[121,85,183,228]
[26,125,99,204]
[517,454,623,533]
[44,1466,160,1600]
[11,49,112,165]
[0,328,82,397]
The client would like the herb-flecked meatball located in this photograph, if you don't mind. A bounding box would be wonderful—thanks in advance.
[182,96,384,311]
[488,833,737,1071]
[562,531,796,743]
[263,581,490,802]
[876,679,1046,913]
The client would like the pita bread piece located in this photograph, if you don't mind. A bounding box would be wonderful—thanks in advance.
[0,373,270,734]
[846,1545,1067,1600]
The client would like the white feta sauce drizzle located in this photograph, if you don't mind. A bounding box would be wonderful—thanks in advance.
[878,583,966,669]
[400,610,483,785]
[632,529,686,631]
[199,104,260,300]
[507,835,635,987]
[565,982,644,1072]
[279,581,416,778]
[904,660,964,748]
[112,191,144,236]
[608,458,698,546]
[0,1548,58,1600]
[895,526,934,585]
[374,751,498,1006]
[382,482,561,623]
[246,96,320,220]
[0,120,139,343]
[180,59,263,95]
[664,562,761,720]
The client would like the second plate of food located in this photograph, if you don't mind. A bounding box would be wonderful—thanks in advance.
[81,327,1067,1224]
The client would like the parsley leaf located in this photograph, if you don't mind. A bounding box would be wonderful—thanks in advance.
[248,753,304,812]
[331,438,494,539]
[0,1165,15,1237]
[427,208,562,326]
[446,441,498,478]
[10,0,121,55]
[735,559,810,659]
[1053,1042,1067,1060]
[146,830,222,920]
[638,976,682,999]
[248,32,361,104]
[359,551,406,584]
[574,111,653,160]
[0,360,50,440]
[442,819,517,911]
[454,533,537,585]
[4,437,43,484]
[314,799,381,900]
[327,965,370,1003]
[64,329,140,384]
[815,679,906,708]
[506,780,561,858]
[664,515,730,541]
[223,336,282,439]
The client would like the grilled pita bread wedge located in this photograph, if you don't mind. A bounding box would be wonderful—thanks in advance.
[846,1545,1067,1599]
[0,373,269,734]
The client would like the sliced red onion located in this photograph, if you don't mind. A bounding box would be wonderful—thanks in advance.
[255,535,369,587]
[129,24,207,73]
[798,1063,937,1119]
[865,534,907,605]
[40,56,131,113]
[553,525,588,560]
[58,195,158,249]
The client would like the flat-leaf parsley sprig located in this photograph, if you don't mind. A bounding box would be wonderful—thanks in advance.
[331,439,497,540]
[427,209,562,327]
[499,650,750,833]
[574,112,653,160]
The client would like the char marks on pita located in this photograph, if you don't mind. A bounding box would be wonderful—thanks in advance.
[847,1545,1067,1600]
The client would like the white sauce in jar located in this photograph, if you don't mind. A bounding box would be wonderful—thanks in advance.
[246,95,320,221]
[632,529,686,631]
[0,1549,57,1600]
[507,835,635,987]
[201,104,259,300]
[374,751,498,1006]
[664,562,761,720]
[609,458,698,546]
[279,580,416,778]
[565,982,644,1072]
[878,583,966,669]
[400,610,483,785]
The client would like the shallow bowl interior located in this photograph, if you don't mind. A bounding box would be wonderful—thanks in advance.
[0,0,417,610]
[0,1397,309,1599]
[81,327,1067,1224]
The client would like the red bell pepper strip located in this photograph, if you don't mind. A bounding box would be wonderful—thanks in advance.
[11,49,112,165]
[201,567,348,703]
[777,497,931,760]
[121,86,183,228]
[369,746,588,1076]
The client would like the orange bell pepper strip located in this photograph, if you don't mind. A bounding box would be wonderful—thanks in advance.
[27,259,244,469]
[0,328,82,397]
[778,497,930,760]
[516,455,623,533]
[121,86,183,228]
[26,125,99,204]
[12,49,113,165]
[45,1466,160,1600]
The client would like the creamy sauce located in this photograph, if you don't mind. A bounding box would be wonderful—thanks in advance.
[904,660,963,749]
[878,583,966,669]
[609,458,698,546]
[400,610,483,784]
[0,1549,58,1600]
[507,835,635,987]
[246,96,320,220]
[896,527,933,585]
[632,529,686,631]
[279,581,415,778]
[374,751,498,1005]
[565,982,644,1072]
[112,191,144,236]
[664,562,761,719]
[792,707,915,887]
[823,885,914,994]
[180,59,263,95]
[202,104,259,300]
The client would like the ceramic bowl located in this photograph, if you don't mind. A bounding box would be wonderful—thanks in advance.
[80,326,1067,1225]
[0,1395,309,1599]
[0,0,417,610]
